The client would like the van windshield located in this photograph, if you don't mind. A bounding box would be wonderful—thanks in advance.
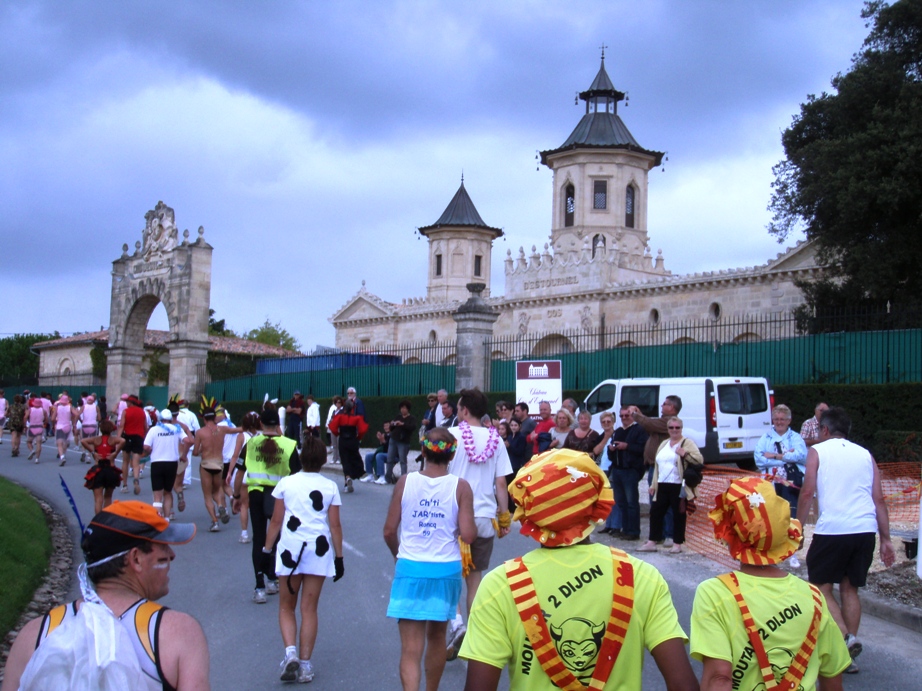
[621,386,659,417]
[585,384,616,414]
[717,384,769,414]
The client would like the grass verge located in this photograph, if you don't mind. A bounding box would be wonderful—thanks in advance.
[0,476,51,637]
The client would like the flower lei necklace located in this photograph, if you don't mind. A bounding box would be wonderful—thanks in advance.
[459,421,500,464]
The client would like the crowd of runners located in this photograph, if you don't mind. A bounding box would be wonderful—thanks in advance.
[0,386,899,690]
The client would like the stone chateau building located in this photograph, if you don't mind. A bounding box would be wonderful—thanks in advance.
[330,56,821,356]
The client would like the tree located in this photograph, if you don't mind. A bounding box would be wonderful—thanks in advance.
[208,309,237,337]
[768,0,922,310]
[0,333,59,384]
[245,319,301,352]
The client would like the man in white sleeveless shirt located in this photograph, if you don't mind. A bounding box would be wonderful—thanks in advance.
[798,406,895,674]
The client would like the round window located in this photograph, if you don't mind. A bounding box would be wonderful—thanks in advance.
[708,302,722,322]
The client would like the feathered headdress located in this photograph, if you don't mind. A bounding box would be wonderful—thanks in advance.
[169,393,186,407]
[200,395,218,418]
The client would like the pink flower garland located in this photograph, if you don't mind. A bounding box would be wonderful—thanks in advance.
[459,421,500,464]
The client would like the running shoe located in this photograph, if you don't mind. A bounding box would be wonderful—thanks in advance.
[239,531,251,544]
[845,633,862,659]
[297,660,315,683]
[133,478,141,495]
[344,478,354,493]
[266,579,280,595]
[59,456,66,466]
[788,555,801,569]
[120,485,129,493]
[374,476,388,485]
[446,623,467,662]
[79,452,87,464]
[279,649,300,682]
[177,491,185,512]
[359,474,373,483]
[845,661,859,674]
[209,521,220,533]
[27,449,35,460]
[253,588,267,604]
[218,505,230,524]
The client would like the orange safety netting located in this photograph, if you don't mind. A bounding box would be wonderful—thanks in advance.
[685,463,921,569]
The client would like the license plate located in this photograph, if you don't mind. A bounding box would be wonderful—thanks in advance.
[723,441,743,449]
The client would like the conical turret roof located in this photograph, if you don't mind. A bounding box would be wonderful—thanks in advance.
[418,181,502,237]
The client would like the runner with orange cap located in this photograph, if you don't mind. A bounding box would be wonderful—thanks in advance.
[690,477,850,690]
[459,448,697,691]
[2,501,209,690]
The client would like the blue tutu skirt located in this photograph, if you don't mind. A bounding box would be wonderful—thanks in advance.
[387,559,462,621]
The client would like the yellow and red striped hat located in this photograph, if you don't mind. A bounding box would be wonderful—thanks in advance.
[709,477,803,566]
[509,449,614,547]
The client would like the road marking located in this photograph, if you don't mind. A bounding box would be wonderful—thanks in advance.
[343,540,365,558]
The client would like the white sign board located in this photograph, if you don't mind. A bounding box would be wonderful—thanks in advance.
[515,360,563,415]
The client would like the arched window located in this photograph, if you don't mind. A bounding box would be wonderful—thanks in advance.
[564,184,575,227]
[625,185,635,228]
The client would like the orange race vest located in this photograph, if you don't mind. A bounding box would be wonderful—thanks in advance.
[504,547,634,691]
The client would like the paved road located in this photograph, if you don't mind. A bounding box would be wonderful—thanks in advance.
[2,441,921,689]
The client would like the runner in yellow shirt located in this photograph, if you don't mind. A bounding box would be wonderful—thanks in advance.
[691,477,850,690]
[460,448,698,691]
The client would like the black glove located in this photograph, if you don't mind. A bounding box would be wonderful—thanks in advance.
[333,556,344,582]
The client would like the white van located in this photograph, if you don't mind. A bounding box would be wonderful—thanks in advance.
[583,377,773,466]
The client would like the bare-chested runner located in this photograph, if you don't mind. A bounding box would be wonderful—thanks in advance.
[193,399,242,532]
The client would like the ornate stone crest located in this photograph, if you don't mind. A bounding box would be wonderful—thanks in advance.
[141,201,179,260]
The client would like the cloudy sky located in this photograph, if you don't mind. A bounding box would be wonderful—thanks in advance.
[1,0,870,352]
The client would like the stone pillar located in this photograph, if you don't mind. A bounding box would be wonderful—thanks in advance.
[168,340,211,401]
[452,283,499,392]
[106,347,144,403]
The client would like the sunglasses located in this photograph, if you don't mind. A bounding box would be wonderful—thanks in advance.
[667,426,683,430]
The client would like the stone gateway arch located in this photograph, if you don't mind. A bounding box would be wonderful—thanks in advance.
[106,201,212,403]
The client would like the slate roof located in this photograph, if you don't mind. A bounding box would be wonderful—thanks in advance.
[540,58,664,166]
[418,182,502,237]
[33,330,299,357]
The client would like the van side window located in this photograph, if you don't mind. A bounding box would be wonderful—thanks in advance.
[621,386,659,418]
[717,384,768,414]
[585,384,616,414]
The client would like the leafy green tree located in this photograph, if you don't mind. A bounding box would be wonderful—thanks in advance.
[245,319,301,352]
[769,0,922,310]
[0,333,59,383]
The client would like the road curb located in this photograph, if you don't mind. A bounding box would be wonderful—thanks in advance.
[858,588,922,635]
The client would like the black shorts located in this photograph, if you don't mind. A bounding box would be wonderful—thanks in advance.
[149,461,179,492]
[222,463,231,481]
[807,532,877,587]
[122,434,144,455]
[202,466,222,476]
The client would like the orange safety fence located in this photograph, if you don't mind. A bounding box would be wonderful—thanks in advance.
[685,462,921,570]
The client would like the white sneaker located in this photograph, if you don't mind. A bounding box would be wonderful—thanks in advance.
[374,475,388,485]
[266,579,280,595]
[239,531,251,543]
[344,478,354,493]
[297,660,315,683]
[279,649,300,682]
[788,555,801,569]
[253,588,267,604]
[359,474,373,483]
[446,623,467,662]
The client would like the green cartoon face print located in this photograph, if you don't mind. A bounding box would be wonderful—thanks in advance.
[549,617,605,680]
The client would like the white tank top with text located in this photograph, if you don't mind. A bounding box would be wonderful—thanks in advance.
[397,472,461,563]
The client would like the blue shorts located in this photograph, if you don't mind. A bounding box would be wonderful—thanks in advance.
[386,559,462,622]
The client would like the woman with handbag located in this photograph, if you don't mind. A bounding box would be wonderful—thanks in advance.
[754,404,808,518]
[638,416,703,554]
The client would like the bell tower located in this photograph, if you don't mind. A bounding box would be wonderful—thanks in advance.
[419,179,503,302]
[540,52,664,268]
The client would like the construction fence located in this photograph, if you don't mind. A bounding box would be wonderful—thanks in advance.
[685,463,921,570]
